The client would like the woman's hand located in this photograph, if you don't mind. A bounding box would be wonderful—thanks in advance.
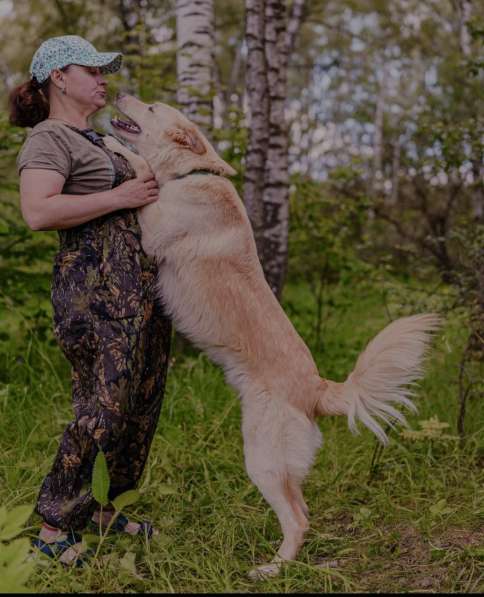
[115,173,160,209]
[20,168,161,231]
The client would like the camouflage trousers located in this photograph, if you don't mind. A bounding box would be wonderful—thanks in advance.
[36,300,171,531]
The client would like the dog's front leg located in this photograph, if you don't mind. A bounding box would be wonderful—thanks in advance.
[103,135,153,180]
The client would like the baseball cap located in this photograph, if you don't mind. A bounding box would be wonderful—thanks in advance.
[30,35,123,84]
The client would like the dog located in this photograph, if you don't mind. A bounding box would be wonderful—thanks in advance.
[104,93,441,579]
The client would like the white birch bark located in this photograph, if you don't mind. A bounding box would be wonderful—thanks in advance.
[176,0,214,132]
[243,0,305,298]
[261,0,290,297]
[244,0,269,246]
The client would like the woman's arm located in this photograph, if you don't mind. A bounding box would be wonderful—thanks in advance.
[20,168,160,231]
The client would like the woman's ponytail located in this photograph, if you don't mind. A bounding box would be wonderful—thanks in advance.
[8,77,50,128]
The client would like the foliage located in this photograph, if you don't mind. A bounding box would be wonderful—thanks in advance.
[287,170,373,350]
[0,280,483,592]
[91,449,141,514]
[0,0,482,590]
[211,102,248,196]
[400,416,458,442]
[89,449,141,559]
[0,113,57,336]
[0,504,35,594]
[92,450,110,508]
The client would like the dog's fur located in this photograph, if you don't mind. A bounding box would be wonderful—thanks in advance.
[104,94,441,578]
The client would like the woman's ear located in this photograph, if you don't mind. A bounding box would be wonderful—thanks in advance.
[49,68,65,90]
[166,126,206,155]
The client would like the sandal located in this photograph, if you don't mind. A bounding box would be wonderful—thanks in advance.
[31,529,92,567]
[91,511,157,540]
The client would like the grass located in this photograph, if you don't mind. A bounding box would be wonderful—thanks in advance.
[0,276,483,593]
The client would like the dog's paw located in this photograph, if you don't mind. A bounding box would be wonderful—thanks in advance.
[103,135,126,153]
[104,136,153,179]
[248,560,282,580]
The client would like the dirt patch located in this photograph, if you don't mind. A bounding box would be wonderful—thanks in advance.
[346,524,484,593]
[432,526,484,550]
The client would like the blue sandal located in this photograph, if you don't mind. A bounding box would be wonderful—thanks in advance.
[91,512,156,540]
[32,529,91,567]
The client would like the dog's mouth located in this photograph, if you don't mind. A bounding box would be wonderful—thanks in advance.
[110,114,142,135]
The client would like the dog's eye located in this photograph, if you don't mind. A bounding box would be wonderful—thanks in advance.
[148,106,154,112]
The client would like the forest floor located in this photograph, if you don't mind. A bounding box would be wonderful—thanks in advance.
[1,276,483,593]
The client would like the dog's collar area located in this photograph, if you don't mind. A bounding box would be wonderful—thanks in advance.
[174,169,222,180]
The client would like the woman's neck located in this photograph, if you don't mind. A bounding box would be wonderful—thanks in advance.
[48,106,91,130]
[47,115,90,129]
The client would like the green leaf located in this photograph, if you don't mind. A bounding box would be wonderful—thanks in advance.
[0,538,35,593]
[111,490,140,512]
[0,538,31,567]
[119,551,138,575]
[92,450,110,507]
[81,533,101,546]
[157,484,177,496]
[0,505,33,541]
[429,498,453,517]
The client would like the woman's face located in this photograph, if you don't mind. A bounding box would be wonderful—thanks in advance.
[53,64,108,113]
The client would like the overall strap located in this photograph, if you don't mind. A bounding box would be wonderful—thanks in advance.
[65,125,135,187]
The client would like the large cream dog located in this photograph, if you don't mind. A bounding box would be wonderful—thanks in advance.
[105,93,440,579]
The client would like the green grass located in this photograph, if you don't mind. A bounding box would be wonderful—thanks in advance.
[0,278,483,593]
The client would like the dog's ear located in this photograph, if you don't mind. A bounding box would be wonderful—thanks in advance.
[166,126,206,155]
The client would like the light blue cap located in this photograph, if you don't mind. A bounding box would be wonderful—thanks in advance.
[30,35,123,84]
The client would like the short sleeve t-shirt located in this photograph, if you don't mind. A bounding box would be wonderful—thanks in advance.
[16,119,116,194]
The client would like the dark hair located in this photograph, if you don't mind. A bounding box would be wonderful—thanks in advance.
[8,77,50,127]
[8,66,69,128]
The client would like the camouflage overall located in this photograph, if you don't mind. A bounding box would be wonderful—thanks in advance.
[36,127,172,531]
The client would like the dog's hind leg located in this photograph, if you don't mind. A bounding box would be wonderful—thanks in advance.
[246,469,309,580]
[289,479,309,519]
[241,396,320,579]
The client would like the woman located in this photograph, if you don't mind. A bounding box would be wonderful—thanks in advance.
[9,35,172,566]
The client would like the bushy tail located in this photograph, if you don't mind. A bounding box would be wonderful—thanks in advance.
[319,313,442,444]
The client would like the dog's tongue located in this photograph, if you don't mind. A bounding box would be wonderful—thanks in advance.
[111,117,141,134]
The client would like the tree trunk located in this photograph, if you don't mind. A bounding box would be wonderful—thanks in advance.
[261,0,290,298]
[244,0,305,299]
[244,0,269,256]
[176,0,215,134]
[175,0,215,354]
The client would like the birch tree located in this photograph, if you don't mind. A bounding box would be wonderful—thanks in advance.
[244,0,306,299]
[176,0,215,132]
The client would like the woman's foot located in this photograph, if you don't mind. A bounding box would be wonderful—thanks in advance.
[32,523,90,566]
[91,510,158,539]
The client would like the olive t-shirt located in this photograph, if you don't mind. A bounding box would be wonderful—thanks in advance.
[16,119,115,194]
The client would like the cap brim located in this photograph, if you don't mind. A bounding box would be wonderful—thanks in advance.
[74,52,123,75]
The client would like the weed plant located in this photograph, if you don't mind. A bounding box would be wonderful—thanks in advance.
[0,278,483,593]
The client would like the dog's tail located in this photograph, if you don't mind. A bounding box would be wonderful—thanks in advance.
[317,313,442,444]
